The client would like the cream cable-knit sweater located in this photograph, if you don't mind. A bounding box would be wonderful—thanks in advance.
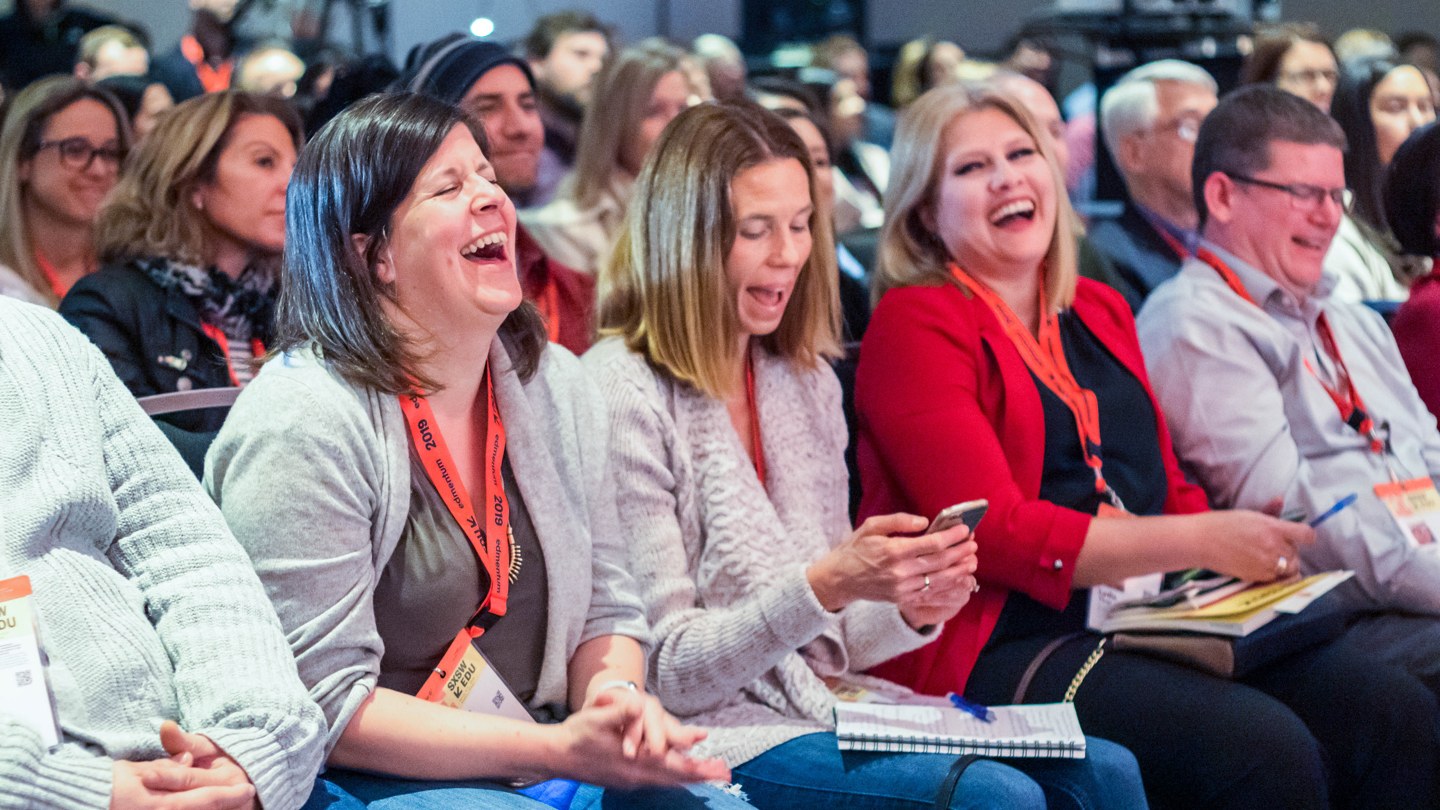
[0,298,325,810]
[584,337,939,767]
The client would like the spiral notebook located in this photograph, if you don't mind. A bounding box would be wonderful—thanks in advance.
[834,701,1086,759]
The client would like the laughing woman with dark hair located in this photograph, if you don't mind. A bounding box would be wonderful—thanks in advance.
[206,92,745,810]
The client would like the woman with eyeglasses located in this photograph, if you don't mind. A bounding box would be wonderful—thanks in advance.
[1243,23,1341,113]
[59,91,300,432]
[0,76,130,308]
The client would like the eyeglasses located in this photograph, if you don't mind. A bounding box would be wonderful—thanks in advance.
[1153,114,1205,143]
[1226,172,1352,211]
[1278,68,1339,86]
[34,137,125,171]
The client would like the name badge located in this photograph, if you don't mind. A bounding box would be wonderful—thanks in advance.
[1374,478,1440,547]
[416,631,532,723]
[0,576,60,748]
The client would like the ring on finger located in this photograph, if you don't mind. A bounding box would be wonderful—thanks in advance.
[1275,556,1289,577]
[970,579,981,593]
[922,574,931,592]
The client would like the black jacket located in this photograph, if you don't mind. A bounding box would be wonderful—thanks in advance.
[60,260,269,432]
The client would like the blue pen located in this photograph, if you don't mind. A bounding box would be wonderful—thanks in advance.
[1309,493,1359,528]
[947,692,995,723]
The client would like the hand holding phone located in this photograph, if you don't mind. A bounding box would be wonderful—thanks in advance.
[926,499,989,536]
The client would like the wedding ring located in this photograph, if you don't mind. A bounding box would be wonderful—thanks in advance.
[1276,556,1289,577]
[922,574,931,592]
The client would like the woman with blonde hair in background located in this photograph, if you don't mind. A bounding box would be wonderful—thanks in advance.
[521,38,702,275]
[0,76,129,306]
[60,90,301,432]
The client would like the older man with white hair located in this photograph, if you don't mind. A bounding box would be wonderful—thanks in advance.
[1090,59,1219,310]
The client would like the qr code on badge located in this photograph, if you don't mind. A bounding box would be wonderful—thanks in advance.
[15,669,32,688]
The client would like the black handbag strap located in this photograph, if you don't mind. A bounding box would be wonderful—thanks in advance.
[932,754,981,810]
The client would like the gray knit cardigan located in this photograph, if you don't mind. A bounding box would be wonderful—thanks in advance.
[583,337,940,767]
[0,297,325,810]
[205,339,650,753]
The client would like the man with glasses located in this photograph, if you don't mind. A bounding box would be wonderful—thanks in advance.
[1137,85,1440,697]
[1088,59,1218,311]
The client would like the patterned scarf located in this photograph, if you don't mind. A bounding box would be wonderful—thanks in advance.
[137,256,276,341]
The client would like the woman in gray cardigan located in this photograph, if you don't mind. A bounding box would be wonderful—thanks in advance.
[585,100,1149,810]
[205,94,745,809]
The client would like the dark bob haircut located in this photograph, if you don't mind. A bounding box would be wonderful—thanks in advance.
[277,92,545,395]
[1384,122,1440,256]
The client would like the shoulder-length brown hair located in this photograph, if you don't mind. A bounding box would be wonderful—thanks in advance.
[566,38,697,208]
[0,76,130,307]
[279,92,546,395]
[598,101,840,398]
[95,90,302,268]
[873,83,1078,311]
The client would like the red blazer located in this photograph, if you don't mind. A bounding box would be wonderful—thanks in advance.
[856,277,1208,695]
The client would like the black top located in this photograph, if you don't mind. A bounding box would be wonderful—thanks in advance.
[60,260,270,432]
[989,310,1169,641]
[1033,311,1168,518]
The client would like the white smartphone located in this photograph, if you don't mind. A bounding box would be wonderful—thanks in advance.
[926,499,989,535]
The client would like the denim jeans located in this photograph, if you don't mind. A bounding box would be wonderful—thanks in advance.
[301,769,752,809]
[729,732,1147,810]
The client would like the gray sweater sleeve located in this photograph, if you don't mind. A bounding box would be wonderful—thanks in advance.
[206,368,390,756]
[0,721,113,810]
[599,371,833,717]
[89,336,326,810]
[556,354,652,648]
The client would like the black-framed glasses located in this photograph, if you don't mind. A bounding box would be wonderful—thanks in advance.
[34,137,125,171]
[1226,172,1352,212]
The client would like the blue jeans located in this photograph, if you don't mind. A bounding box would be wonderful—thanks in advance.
[730,732,1147,810]
[301,769,752,809]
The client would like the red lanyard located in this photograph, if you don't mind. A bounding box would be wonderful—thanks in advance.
[950,264,1121,507]
[1196,249,1385,455]
[534,281,562,344]
[745,351,767,486]
[1152,222,1190,262]
[200,322,266,387]
[399,369,514,637]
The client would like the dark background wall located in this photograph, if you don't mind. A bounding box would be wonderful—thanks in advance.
[36,0,1440,70]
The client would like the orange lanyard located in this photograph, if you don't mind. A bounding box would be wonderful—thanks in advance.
[1196,248,1386,455]
[199,322,265,387]
[34,251,72,299]
[950,264,1122,508]
[534,281,562,343]
[180,35,233,93]
[399,370,514,636]
[744,351,767,486]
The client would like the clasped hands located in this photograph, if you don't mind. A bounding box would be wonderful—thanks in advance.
[808,513,980,629]
[556,684,730,790]
[111,721,257,810]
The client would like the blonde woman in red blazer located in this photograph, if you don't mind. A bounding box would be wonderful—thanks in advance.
[855,82,1440,809]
